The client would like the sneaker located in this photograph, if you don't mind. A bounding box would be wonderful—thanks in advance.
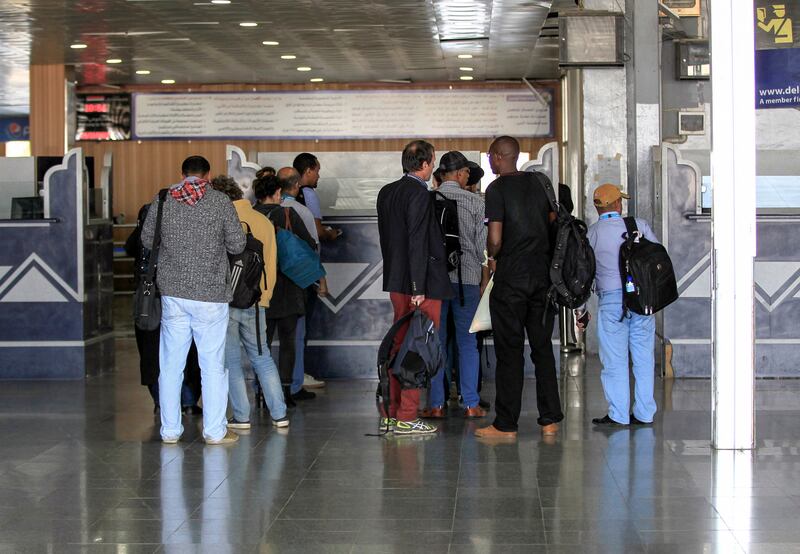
[227,418,251,430]
[205,430,240,445]
[272,417,290,428]
[379,417,397,433]
[161,435,180,444]
[291,388,317,401]
[303,373,326,389]
[394,418,438,435]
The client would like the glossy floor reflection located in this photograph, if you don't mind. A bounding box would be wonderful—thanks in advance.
[1,340,800,553]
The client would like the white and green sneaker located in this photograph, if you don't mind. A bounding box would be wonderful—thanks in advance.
[394,418,438,435]
[380,417,397,433]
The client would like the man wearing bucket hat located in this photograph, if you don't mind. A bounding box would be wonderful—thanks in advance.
[586,183,659,427]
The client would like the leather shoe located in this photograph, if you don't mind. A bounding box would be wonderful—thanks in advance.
[592,414,627,426]
[464,406,487,418]
[420,407,446,418]
[630,414,653,425]
[541,423,559,436]
[474,425,517,439]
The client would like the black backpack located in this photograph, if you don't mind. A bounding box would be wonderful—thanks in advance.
[229,222,268,352]
[431,190,465,304]
[373,309,445,435]
[619,217,678,316]
[229,222,266,309]
[535,173,596,309]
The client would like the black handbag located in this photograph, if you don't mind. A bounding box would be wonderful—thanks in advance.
[133,189,167,331]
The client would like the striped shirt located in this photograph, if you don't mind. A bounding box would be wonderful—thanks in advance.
[436,182,487,286]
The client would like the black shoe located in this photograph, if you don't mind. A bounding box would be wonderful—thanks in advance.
[283,386,297,407]
[630,414,653,425]
[591,414,627,426]
[291,388,316,401]
[478,397,491,410]
[182,405,203,416]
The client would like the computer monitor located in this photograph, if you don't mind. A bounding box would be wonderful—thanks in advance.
[10,197,44,219]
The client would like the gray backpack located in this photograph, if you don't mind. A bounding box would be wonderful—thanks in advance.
[375,310,445,426]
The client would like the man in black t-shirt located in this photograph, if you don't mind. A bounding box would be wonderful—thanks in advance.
[475,136,564,440]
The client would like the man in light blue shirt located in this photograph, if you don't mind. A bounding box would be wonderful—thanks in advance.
[586,184,658,427]
[291,153,339,394]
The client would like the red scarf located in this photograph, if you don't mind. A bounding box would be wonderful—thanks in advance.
[170,178,208,206]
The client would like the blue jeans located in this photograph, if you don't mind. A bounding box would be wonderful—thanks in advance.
[159,296,229,442]
[291,316,306,394]
[597,289,657,425]
[225,307,286,422]
[430,283,481,409]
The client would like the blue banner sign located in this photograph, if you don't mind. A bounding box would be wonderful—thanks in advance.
[755,2,800,109]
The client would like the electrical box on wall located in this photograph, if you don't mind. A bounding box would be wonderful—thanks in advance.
[559,12,625,67]
[676,40,710,79]
[661,0,701,17]
[678,111,706,135]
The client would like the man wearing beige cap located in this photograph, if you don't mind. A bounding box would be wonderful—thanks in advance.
[586,183,658,427]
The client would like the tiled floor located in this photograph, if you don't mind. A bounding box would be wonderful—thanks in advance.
[1,340,800,553]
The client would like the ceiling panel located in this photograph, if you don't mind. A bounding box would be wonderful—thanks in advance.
[0,0,571,116]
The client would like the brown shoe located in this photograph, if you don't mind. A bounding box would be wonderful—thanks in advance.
[541,423,559,436]
[464,406,487,419]
[420,407,446,419]
[474,425,517,439]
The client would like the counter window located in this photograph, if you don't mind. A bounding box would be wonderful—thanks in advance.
[701,175,800,211]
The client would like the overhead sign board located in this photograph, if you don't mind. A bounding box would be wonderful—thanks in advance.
[132,88,554,140]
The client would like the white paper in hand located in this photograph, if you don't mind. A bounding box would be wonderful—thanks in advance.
[469,276,494,333]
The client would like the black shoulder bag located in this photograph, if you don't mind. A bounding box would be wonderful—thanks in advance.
[133,189,168,331]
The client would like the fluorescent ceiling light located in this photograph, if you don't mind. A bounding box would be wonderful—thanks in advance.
[262,40,279,45]
[281,54,296,59]
[297,66,312,71]
[106,59,123,64]
[459,66,473,71]
[136,70,151,75]
[70,43,88,49]
[310,78,324,82]
[161,79,175,84]
[457,54,473,59]
[460,75,473,80]
[239,22,257,27]
[211,0,230,3]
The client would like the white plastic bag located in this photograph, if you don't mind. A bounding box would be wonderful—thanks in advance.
[469,276,494,333]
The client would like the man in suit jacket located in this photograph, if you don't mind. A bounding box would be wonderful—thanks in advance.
[377,140,453,435]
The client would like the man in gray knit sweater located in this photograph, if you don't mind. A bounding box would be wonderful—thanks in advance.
[142,156,245,445]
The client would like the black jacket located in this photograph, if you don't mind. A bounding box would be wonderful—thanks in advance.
[377,175,452,300]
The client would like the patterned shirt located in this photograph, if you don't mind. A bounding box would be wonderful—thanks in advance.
[436,182,487,286]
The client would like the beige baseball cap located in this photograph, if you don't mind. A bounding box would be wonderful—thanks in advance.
[593,184,630,207]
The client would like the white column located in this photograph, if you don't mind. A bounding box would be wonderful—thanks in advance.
[711,0,756,450]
